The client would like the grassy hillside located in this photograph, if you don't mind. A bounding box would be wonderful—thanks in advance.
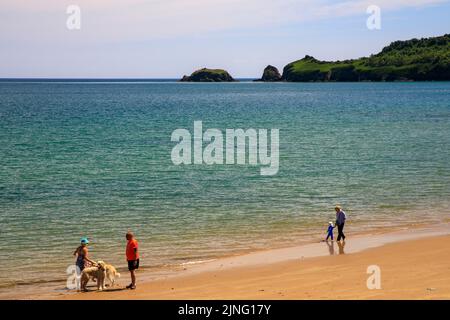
[282,34,450,81]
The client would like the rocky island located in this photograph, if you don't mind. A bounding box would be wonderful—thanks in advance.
[254,65,282,82]
[180,68,236,82]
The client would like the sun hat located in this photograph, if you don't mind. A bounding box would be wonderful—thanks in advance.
[329,221,333,225]
[80,237,89,245]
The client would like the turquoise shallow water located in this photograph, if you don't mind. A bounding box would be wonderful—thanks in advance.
[0,81,449,290]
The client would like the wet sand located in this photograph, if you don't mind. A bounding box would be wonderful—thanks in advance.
[53,224,450,300]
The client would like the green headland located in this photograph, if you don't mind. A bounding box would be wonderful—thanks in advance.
[181,34,450,82]
[282,34,450,81]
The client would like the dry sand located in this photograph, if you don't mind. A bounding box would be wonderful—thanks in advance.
[58,225,450,300]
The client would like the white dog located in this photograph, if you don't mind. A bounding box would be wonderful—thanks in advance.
[80,261,106,291]
[97,260,121,288]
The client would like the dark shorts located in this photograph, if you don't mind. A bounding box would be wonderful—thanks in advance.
[128,259,140,271]
[76,258,85,274]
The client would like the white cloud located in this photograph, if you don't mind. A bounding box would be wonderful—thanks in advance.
[0,0,447,42]
[87,0,448,39]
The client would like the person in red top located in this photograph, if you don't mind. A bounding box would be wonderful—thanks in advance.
[125,231,139,290]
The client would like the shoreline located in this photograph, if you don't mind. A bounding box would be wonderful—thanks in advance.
[3,222,450,300]
[0,220,434,294]
[66,224,450,300]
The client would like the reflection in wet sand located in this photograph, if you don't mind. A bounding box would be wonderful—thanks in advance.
[337,241,346,255]
[326,240,334,255]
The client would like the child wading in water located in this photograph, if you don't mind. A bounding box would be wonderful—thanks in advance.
[326,222,335,241]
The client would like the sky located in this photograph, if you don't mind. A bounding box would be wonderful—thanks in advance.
[1,0,449,78]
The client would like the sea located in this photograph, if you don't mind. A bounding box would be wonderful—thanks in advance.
[0,80,449,294]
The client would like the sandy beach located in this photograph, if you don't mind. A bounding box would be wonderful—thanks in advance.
[3,1,450,309]
[49,225,450,300]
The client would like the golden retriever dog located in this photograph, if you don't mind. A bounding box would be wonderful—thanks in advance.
[80,261,106,291]
[98,261,121,287]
